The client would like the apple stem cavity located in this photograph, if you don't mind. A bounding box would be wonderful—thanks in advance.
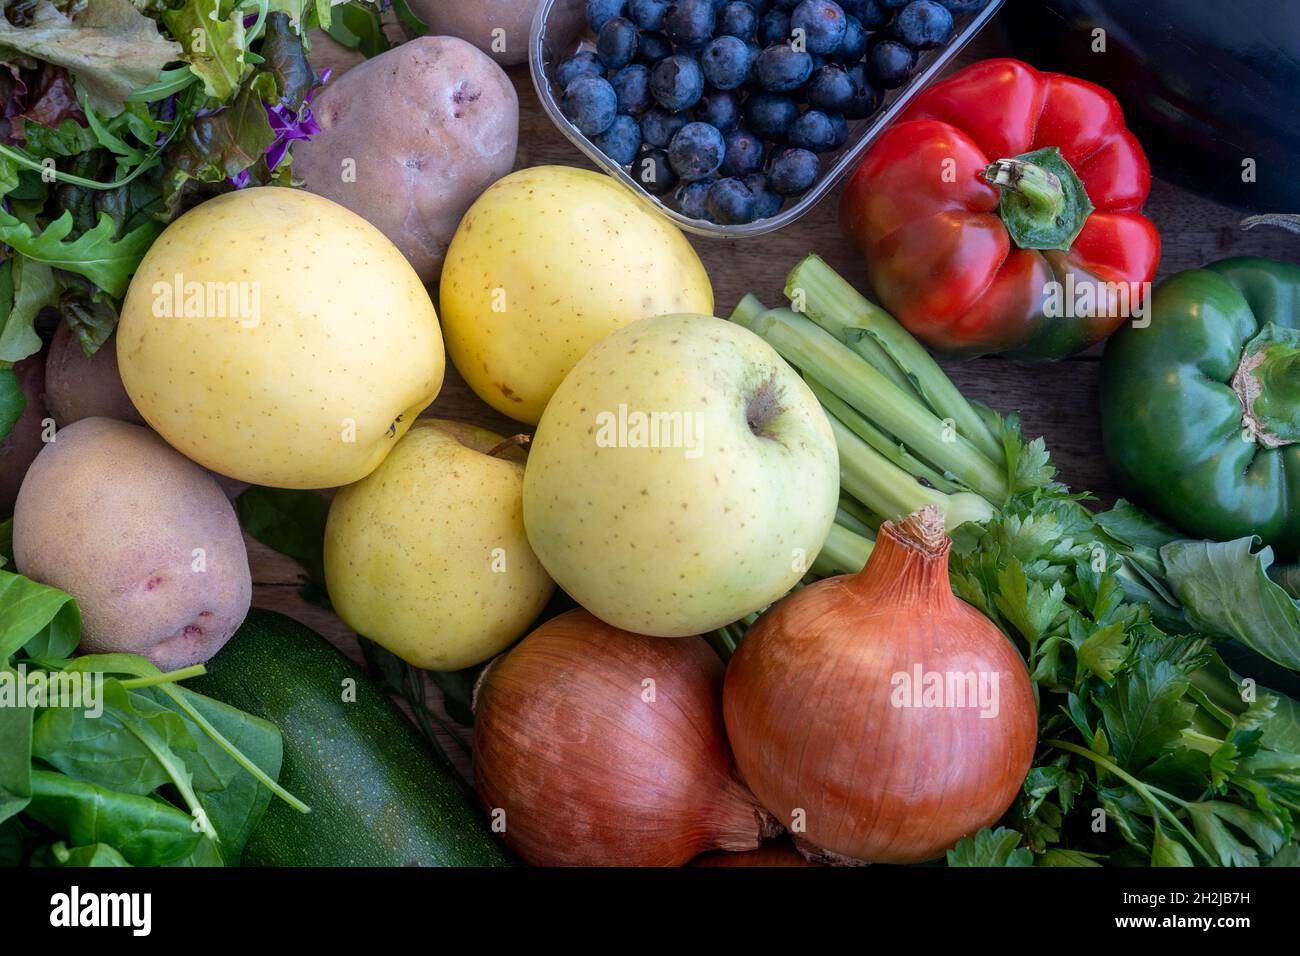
[745,376,784,439]
[487,434,532,459]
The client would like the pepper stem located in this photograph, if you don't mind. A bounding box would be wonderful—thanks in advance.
[1232,325,1300,448]
[982,159,1066,222]
[981,146,1094,252]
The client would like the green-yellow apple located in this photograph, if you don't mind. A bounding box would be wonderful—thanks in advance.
[117,188,445,489]
[522,313,839,637]
[324,418,554,670]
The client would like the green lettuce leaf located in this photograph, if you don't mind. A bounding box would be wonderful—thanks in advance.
[0,0,182,115]
[1162,536,1300,671]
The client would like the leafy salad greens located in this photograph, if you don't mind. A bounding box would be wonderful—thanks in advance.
[0,521,305,866]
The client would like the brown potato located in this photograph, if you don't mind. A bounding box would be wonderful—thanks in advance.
[13,418,251,669]
[407,0,544,65]
[43,320,146,427]
[1,350,49,518]
[293,36,518,283]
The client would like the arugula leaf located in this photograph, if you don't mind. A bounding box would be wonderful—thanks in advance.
[947,827,1033,866]
[0,209,160,300]
[1162,536,1300,671]
[0,0,183,115]
[0,368,24,443]
[24,769,201,866]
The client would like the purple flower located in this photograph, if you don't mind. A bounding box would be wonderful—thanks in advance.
[260,68,330,172]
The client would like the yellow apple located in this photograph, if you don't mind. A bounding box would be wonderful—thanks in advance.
[439,165,713,425]
[117,187,445,489]
[523,313,840,637]
[324,418,555,670]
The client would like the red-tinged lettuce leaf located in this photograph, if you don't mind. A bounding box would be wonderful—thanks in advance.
[0,0,182,115]
[166,72,276,182]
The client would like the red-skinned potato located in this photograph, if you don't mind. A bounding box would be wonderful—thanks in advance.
[44,321,145,427]
[0,350,48,517]
[408,0,544,66]
[293,36,518,283]
[13,418,251,669]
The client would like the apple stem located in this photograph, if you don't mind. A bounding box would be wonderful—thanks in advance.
[487,434,532,459]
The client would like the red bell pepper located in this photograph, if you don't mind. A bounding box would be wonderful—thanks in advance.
[840,58,1160,359]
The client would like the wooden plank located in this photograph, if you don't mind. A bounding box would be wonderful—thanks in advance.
[275,29,1300,783]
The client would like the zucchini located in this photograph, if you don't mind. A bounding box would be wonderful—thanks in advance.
[190,609,511,867]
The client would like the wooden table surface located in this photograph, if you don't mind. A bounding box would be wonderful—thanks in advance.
[261,21,1300,779]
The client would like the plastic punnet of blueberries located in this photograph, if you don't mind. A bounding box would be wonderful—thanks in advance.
[555,0,986,227]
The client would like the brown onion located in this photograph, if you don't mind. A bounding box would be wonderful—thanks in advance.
[692,838,817,867]
[473,609,779,866]
[723,506,1037,865]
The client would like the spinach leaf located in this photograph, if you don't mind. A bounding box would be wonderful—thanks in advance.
[145,685,283,863]
[0,668,34,825]
[1162,536,1300,671]
[25,769,200,866]
[0,368,23,444]
[29,841,131,867]
[236,485,331,608]
[0,569,80,664]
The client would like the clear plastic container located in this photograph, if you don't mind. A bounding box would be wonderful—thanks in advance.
[530,0,1006,239]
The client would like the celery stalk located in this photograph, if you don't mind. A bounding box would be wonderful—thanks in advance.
[735,305,1008,502]
[837,494,883,533]
[807,375,961,494]
[812,522,874,577]
[728,292,768,327]
[785,255,1004,464]
[836,504,875,538]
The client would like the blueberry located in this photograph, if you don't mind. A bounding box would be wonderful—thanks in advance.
[721,128,765,176]
[788,109,837,151]
[806,63,853,113]
[744,91,799,139]
[867,38,916,87]
[664,0,716,46]
[882,0,911,6]
[842,0,889,26]
[843,63,881,117]
[894,0,952,48]
[772,0,801,9]
[674,180,715,219]
[937,0,986,10]
[790,1,847,55]
[634,146,678,194]
[830,15,868,63]
[668,121,726,180]
[635,29,674,62]
[597,17,640,68]
[556,52,605,91]
[587,0,627,32]
[768,146,819,195]
[828,112,848,147]
[563,75,619,135]
[744,173,784,218]
[758,9,790,44]
[695,88,743,131]
[701,35,753,89]
[707,178,759,224]
[593,114,643,164]
[650,54,706,110]
[718,0,759,37]
[629,0,670,28]
[611,64,653,114]
[755,42,813,91]
[641,106,689,146]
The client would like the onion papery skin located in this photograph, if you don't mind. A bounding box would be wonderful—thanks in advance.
[723,510,1038,865]
[692,839,817,867]
[473,609,779,866]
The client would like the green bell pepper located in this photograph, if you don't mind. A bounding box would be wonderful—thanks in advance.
[1101,257,1300,554]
